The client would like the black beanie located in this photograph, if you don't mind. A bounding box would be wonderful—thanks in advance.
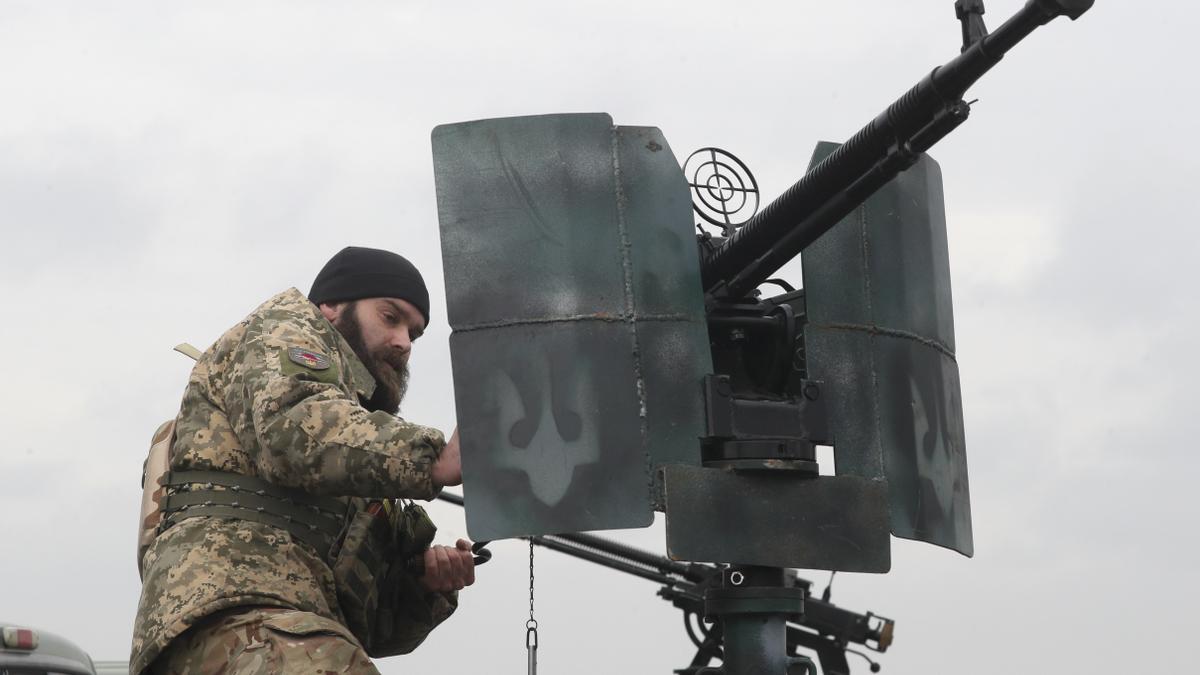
[309,246,431,326]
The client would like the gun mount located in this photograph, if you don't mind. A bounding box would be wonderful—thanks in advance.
[436,492,891,675]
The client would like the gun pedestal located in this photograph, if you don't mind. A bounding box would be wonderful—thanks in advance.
[697,566,814,675]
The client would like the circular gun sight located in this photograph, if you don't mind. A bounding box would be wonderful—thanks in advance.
[685,147,760,237]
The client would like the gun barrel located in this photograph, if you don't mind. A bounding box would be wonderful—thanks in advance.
[700,0,1093,297]
[437,491,465,507]
[531,535,680,586]
[435,492,704,582]
[553,531,706,582]
[800,596,883,647]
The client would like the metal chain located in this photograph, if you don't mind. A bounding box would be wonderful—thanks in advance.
[528,540,537,629]
[526,540,538,674]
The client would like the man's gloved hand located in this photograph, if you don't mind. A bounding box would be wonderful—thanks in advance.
[419,538,476,592]
[431,428,462,488]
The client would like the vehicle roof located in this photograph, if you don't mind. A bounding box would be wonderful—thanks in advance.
[1,621,96,675]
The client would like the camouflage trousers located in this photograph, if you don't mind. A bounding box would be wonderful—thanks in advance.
[151,606,381,675]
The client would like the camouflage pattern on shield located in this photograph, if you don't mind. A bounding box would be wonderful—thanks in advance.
[433,113,712,541]
[802,141,973,556]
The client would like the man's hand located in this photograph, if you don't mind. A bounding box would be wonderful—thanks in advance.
[431,428,462,488]
[419,538,476,593]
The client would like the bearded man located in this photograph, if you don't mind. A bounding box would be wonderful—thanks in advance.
[132,246,474,674]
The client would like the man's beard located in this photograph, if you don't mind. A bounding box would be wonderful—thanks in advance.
[333,301,409,414]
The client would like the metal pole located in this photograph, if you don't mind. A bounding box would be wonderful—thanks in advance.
[704,566,804,675]
[722,613,788,674]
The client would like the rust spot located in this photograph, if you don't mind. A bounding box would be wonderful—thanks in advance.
[646,140,663,152]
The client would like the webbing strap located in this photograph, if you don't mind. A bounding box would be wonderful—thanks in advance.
[165,470,345,515]
[159,470,349,560]
[161,505,337,558]
[174,343,203,361]
[162,489,344,533]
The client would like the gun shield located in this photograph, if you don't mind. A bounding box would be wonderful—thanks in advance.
[802,142,973,557]
[433,114,712,541]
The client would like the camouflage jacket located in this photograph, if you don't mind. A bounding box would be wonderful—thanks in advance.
[131,288,453,674]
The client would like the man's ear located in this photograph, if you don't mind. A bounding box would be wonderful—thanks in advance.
[318,302,343,323]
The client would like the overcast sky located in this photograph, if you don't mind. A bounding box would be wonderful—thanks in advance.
[1,1,1194,673]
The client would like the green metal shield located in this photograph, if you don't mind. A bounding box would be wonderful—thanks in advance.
[662,465,892,572]
[433,114,712,541]
[802,141,973,557]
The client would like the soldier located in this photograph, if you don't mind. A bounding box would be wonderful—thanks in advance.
[132,246,474,674]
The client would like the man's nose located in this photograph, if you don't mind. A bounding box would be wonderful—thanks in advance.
[391,328,412,355]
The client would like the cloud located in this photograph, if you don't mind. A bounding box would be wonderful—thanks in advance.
[950,207,1063,293]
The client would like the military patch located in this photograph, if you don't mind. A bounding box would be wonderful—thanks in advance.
[288,346,332,371]
[279,346,340,384]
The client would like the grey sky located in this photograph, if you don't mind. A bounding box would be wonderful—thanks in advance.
[1,1,1193,673]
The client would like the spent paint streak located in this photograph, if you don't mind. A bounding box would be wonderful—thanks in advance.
[497,137,562,246]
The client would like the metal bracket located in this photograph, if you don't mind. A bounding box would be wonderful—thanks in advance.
[955,0,989,52]
[701,374,831,472]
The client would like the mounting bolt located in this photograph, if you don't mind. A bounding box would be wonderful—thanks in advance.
[729,571,745,586]
[803,382,820,401]
[716,378,733,397]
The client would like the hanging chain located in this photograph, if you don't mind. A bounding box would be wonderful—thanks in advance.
[528,541,538,629]
[526,540,538,674]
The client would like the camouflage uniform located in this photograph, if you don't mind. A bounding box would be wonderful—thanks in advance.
[132,288,454,674]
[151,607,379,674]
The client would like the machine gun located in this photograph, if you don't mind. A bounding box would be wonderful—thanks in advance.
[684,0,1095,569]
[668,6,1095,671]
[436,492,892,675]
[701,0,1094,299]
[432,3,1097,673]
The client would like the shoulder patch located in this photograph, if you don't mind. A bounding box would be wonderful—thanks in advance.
[287,346,331,371]
[279,346,341,384]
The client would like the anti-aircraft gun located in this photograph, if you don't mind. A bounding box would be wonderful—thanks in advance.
[430,1,1095,672]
